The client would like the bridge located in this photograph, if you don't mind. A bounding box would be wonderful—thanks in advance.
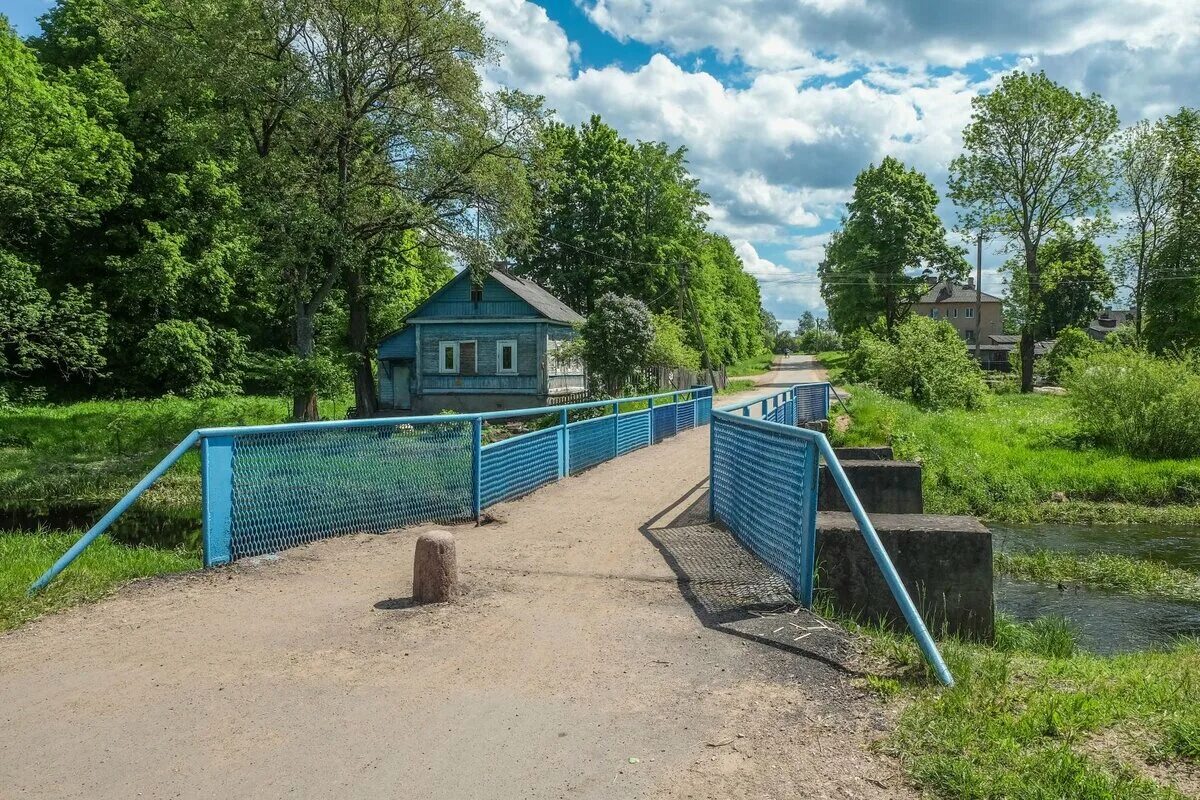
[0,356,949,799]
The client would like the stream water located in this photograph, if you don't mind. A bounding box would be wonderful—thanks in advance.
[990,523,1200,654]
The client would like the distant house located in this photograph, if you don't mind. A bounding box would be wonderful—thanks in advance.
[912,278,1003,344]
[1086,308,1136,340]
[376,267,586,414]
[976,334,1055,372]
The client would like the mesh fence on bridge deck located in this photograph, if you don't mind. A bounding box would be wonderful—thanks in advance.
[710,411,817,601]
[793,383,829,422]
[227,420,475,560]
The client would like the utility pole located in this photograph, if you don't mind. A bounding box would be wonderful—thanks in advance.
[974,232,983,358]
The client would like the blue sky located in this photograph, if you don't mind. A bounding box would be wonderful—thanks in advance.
[9,0,1200,327]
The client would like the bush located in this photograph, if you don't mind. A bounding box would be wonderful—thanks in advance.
[138,319,246,398]
[796,326,841,353]
[844,316,987,410]
[648,314,701,370]
[1065,348,1200,458]
[1042,327,1096,385]
[580,293,655,395]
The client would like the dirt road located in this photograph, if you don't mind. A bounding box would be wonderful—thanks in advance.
[0,356,910,799]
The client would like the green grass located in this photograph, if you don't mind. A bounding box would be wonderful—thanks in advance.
[831,386,1200,524]
[997,551,1200,604]
[858,617,1200,799]
[718,378,757,396]
[726,350,776,377]
[0,394,353,544]
[816,350,848,383]
[0,530,200,631]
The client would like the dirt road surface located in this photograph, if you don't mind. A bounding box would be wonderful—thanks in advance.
[1,356,913,799]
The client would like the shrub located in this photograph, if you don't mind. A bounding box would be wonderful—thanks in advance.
[580,293,655,396]
[796,326,841,353]
[1065,348,1200,458]
[648,314,701,370]
[844,316,987,410]
[1042,326,1096,385]
[138,319,246,398]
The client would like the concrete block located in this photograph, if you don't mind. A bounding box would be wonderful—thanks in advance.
[413,530,458,603]
[819,461,923,514]
[831,446,893,461]
[815,512,993,641]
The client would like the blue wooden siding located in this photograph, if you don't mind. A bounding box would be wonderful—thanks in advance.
[410,274,539,320]
[419,322,540,392]
[378,326,416,359]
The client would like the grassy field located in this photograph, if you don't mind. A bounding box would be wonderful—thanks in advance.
[859,617,1200,799]
[1,530,200,631]
[727,350,776,377]
[717,378,757,395]
[828,386,1200,524]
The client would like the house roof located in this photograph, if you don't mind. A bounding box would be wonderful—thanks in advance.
[917,281,1001,304]
[489,269,584,324]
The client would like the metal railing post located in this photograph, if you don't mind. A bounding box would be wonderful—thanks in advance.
[612,401,620,458]
[201,435,234,566]
[471,417,483,521]
[559,408,570,478]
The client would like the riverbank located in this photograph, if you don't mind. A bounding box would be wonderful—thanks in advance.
[825,383,1200,525]
[855,615,1200,799]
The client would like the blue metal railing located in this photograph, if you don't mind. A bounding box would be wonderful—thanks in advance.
[30,387,714,593]
[710,383,954,687]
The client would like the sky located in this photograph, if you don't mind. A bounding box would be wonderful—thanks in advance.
[7,0,1200,326]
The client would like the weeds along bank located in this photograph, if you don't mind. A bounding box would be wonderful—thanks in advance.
[855,614,1200,799]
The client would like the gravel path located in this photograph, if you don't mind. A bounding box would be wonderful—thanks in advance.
[0,356,913,800]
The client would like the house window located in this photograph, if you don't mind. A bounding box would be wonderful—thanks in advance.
[965,307,975,319]
[497,340,517,375]
[440,342,459,373]
[470,284,483,304]
[931,309,940,319]
[951,308,958,318]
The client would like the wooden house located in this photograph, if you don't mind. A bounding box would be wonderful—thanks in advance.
[376,268,586,413]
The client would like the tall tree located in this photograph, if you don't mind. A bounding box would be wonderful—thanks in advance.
[820,156,964,334]
[1144,108,1200,352]
[950,71,1118,391]
[1112,120,1172,335]
[138,0,547,417]
[1003,224,1114,339]
[0,19,130,385]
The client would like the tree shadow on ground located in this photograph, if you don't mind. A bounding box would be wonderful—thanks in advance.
[638,479,861,679]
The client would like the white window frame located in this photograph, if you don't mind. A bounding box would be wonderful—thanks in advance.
[931,309,940,319]
[439,341,459,374]
[965,307,975,319]
[496,340,518,375]
[951,308,958,318]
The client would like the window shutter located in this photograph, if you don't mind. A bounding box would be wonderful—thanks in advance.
[460,342,476,375]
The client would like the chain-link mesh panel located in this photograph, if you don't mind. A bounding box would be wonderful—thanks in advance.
[480,426,559,507]
[569,415,617,474]
[227,420,473,559]
[710,413,815,595]
[794,383,829,422]
[617,410,651,455]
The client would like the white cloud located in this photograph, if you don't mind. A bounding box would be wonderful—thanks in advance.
[469,0,1200,319]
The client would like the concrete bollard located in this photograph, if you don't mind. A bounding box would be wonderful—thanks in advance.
[413,530,458,603]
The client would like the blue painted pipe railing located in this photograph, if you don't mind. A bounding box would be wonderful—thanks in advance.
[28,431,202,593]
[712,383,954,687]
[30,386,714,593]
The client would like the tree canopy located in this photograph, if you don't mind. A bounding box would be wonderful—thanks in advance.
[950,71,1118,391]
[820,156,964,334]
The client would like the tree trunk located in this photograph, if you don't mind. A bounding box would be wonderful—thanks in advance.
[347,267,377,417]
[1020,244,1039,393]
[293,306,319,421]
